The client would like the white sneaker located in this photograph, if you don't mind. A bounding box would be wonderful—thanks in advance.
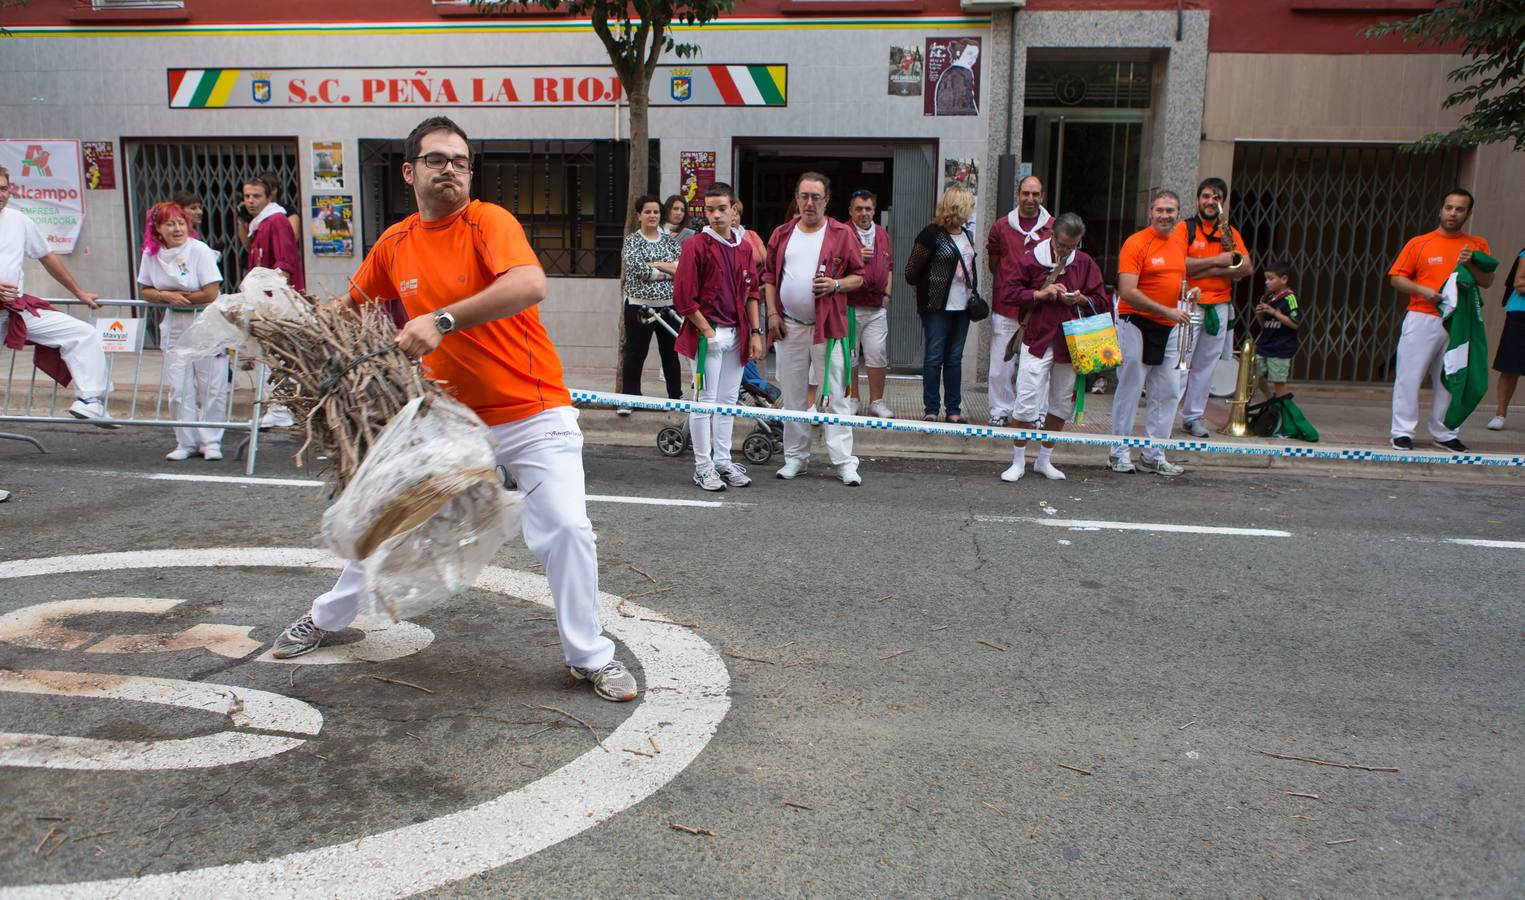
[1109,455,1136,474]
[869,399,893,419]
[693,466,726,492]
[999,461,1025,483]
[69,398,121,429]
[0,488,10,503]
[1487,415,1505,431]
[1138,457,1184,477]
[200,444,224,461]
[714,461,752,487]
[775,459,807,480]
[165,446,197,461]
[1182,419,1210,438]
[616,407,634,417]
[1034,459,1067,480]
[260,405,295,428]
[836,463,863,486]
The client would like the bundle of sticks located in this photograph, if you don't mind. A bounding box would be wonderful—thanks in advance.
[248,295,444,496]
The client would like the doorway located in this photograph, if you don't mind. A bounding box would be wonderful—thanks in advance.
[1024,113,1144,282]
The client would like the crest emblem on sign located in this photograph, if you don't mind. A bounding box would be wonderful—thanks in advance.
[252,72,272,104]
[670,70,692,102]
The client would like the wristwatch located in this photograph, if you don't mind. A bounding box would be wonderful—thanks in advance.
[750,327,765,337]
[433,310,457,334]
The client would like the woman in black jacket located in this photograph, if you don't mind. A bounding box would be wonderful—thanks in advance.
[904,187,978,422]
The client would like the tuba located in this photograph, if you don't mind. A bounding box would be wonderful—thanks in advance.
[1219,335,1257,436]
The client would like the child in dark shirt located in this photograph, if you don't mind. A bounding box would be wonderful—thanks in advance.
[1254,259,1302,398]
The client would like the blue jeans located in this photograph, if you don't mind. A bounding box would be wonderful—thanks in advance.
[921,310,970,416]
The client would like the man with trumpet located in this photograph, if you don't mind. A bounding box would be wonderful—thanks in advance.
[1176,177,1252,437]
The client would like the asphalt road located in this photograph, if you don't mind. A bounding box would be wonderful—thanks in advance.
[2,422,1523,897]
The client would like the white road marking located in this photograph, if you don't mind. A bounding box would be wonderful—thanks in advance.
[1447,538,1525,550]
[586,493,727,508]
[0,547,730,897]
[976,515,1292,538]
[0,597,258,658]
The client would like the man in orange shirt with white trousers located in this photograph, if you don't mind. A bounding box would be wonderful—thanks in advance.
[1176,177,1251,437]
[1387,188,1493,452]
[270,116,637,702]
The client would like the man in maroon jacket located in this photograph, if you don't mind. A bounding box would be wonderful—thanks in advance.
[672,182,763,492]
[998,212,1110,483]
[985,175,1053,426]
[761,172,865,485]
[242,174,305,427]
[846,189,893,419]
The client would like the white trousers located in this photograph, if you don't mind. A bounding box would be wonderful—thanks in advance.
[987,313,1023,419]
[1391,309,1457,441]
[1178,303,1233,425]
[160,310,229,450]
[690,326,745,468]
[1014,344,1077,423]
[309,406,614,670]
[777,318,855,467]
[13,307,109,398]
[853,306,889,370]
[1112,317,1183,463]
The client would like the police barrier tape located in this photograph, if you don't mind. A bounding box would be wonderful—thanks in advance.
[571,389,1525,469]
[0,298,274,475]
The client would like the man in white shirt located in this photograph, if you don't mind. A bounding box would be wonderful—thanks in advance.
[0,165,113,425]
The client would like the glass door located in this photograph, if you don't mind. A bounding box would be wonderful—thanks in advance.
[1025,111,1144,285]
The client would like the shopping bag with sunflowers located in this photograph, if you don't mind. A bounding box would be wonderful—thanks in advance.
[1062,305,1123,375]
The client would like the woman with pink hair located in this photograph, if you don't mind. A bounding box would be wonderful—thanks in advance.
[137,201,227,460]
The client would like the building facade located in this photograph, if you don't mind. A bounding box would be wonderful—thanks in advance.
[3,0,1520,384]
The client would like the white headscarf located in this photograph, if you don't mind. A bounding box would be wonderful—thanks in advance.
[1007,205,1052,243]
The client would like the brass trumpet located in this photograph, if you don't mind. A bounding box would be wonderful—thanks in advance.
[1219,335,1257,436]
[1176,279,1200,371]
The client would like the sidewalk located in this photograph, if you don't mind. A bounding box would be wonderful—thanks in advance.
[4,347,1522,479]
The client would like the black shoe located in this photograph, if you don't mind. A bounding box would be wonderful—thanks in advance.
[1433,438,1469,453]
[1390,436,1414,450]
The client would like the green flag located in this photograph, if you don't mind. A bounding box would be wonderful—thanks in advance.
[1439,250,1498,430]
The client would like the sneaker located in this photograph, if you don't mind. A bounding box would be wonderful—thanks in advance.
[1487,416,1505,431]
[869,399,893,419]
[775,459,807,479]
[836,463,862,486]
[616,407,633,417]
[570,659,639,702]
[999,461,1024,483]
[270,614,329,659]
[1434,438,1469,453]
[0,488,11,503]
[1138,457,1184,477]
[1090,381,1107,395]
[260,405,295,428]
[989,415,1010,428]
[69,398,121,429]
[1182,419,1210,438]
[1390,436,1414,451]
[1034,459,1067,480]
[200,444,224,461]
[715,461,752,487]
[165,445,198,461]
[693,466,726,492]
[1108,456,1136,474]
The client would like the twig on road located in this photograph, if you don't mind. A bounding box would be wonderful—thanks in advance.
[365,674,435,695]
[928,624,949,632]
[1286,791,1321,800]
[1178,720,1198,730]
[640,616,698,628]
[724,651,775,665]
[1057,763,1093,776]
[405,732,425,743]
[1253,749,1398,773]
[879,649,914,661]
[976,639,1008,652]
[876,595,895,603]
[629,563,659,584]
[669,821,715,837]
[649,736,662,754]
[1325,838,1357,846]
[783,801,813,811]
[141,808,181,837]
[33,827,57,855]
[41,833,68,858]
[982,801,1009,817]
[524,703,606,751]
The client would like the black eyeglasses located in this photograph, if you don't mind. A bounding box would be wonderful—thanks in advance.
[413,153,472,174]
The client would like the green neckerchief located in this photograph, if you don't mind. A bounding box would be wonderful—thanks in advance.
[818,306,857,406]
[1203,304,1221,336]
[1073,372,1087,425]
[693,334,708,392]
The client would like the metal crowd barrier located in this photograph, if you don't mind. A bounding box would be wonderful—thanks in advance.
[0,298,272,475]
[571,389,1525,469]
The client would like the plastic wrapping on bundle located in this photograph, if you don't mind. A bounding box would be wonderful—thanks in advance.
[321,394,521,622]
[164,267,312,365]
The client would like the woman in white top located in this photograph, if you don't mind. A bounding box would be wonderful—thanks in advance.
[137,201,227,461]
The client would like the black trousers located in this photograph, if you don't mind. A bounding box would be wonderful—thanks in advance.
[620,303,683,399]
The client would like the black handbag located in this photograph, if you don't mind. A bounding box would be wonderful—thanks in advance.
[953,230,989,322]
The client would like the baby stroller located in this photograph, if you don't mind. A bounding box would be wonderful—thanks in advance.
[657,376,785,465]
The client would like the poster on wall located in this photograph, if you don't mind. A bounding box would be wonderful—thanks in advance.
[924,37,981,116]
[888,46,923,97]
[679,151,716,227]
[311,140,344,190]
[82,141,116,190]
[0,139,85,254]
[943,158,979,235]
[310,195,354,257]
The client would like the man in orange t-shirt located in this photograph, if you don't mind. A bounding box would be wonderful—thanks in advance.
[1110,189,1195,476]
[1176,177,1252,436]
[270,116,636,702]
[1387,188,1494,452]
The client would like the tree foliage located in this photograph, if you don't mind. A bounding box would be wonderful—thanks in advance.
[1365,1,1525,151]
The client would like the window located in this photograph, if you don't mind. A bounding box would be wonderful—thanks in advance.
[360,138,658,277]
[93,0,185,9]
